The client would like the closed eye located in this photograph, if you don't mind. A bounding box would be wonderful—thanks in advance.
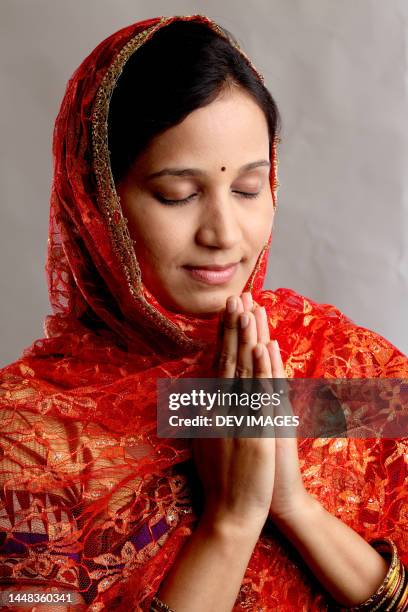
[154,190,260,206]
[154,193,198,206]
[235,191,260,199]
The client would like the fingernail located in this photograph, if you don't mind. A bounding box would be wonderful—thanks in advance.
[240,313,249,328]
[274,340,280,350]
[254,343,263,358]
[227,297,237,313]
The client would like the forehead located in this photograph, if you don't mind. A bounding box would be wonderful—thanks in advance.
[139,87,269,167]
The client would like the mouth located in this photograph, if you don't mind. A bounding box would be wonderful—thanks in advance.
[183,261,240,285]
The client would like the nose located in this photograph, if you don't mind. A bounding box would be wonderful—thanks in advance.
[194,192,243,250]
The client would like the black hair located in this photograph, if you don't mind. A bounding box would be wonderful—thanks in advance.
[108,19,281,185]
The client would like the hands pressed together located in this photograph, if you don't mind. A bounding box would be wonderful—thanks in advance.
[192,292,309,536]
[159,294,397,612]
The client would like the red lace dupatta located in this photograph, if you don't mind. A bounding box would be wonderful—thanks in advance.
[0,14,407,612]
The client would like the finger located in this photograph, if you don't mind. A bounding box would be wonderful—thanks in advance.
[267,339,289,399]
[241,291,254,313]
[253,343,273,378]
[211,309,225,371]
[267,340,294,421]
[254,306,270,345]
[236,311,257,377]
[267,340,286,378]
[236,295,245,313]
[218,295,244,378]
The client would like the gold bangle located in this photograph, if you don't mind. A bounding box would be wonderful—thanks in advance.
[397,573,408,611]
[371,560,403,611]
[334,538,401,611]
[150,595,176,612]
[388,563,406,610]
[384,559,402,596]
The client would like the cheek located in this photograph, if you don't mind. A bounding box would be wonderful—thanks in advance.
[135,230,173,269]
[245,200,273,245]
[128,210,187,270]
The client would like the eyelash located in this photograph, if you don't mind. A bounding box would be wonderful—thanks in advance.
[155,191,260,206]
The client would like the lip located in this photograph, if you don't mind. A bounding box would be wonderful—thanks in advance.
[185,262,239,271]
[183,262,239,285]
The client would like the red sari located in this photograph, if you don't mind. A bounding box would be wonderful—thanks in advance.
[0,14,407,612]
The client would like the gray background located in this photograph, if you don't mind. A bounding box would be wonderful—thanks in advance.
[1,0,407,367]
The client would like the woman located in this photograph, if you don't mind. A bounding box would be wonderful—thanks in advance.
[0,14,407,612]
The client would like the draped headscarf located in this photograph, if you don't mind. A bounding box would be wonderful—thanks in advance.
[1,14,407,611]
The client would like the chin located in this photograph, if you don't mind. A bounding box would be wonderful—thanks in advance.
[156,278,248,316]
[187,294,234,317]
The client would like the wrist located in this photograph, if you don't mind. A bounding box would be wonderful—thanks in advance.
[155,505,264,611]
[270,490,323,531]
[200,508,265,545]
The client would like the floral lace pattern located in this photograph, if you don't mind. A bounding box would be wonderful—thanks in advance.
[0,14,407,612]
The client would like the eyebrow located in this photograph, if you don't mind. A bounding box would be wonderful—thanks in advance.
[146,159,271,180]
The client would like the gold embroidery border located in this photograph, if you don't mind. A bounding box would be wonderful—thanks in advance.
[91,14,279,350]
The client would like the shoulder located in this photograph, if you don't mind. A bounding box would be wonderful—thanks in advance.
[259,287,408,377]
[260,287,349,327]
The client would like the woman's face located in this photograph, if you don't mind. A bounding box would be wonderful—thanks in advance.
[117,85,274,316]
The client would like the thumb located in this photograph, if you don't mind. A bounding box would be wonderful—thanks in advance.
[211,310,225,372]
